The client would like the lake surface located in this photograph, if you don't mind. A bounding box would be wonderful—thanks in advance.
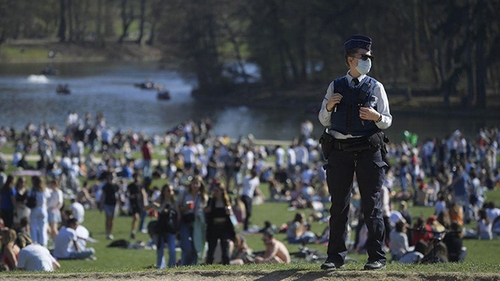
[0,61,495,142]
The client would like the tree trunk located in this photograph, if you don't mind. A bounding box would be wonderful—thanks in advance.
[118,0,133,43]
[95,0,105,47]
[475,0,487,108]
[67,0,73,42]
[222,19,248,84]
[135,0,146,44]
[104,0,115,37]
[465,41,474,108]
[146,20,155,46]
[57,0,67,42]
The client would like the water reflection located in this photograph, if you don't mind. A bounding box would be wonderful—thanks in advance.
[0,61,496,142]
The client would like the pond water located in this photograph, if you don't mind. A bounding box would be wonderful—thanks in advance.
[0,61,495,142]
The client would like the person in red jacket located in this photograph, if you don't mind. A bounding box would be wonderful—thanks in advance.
[141,139,153,178]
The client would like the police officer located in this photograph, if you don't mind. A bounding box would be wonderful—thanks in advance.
[318,34,392,270]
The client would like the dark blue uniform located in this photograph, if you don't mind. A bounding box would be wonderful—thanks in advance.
[319,34,391,271]
[320,76,390,270]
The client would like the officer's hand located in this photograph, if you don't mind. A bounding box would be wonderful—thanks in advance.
[327,93,342,111]
[359,107,380,121]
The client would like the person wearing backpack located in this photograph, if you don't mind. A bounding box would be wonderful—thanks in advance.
[145,184,179,268]
[29,176,50,247]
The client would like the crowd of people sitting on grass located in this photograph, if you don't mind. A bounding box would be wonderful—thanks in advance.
[0,111,499,270]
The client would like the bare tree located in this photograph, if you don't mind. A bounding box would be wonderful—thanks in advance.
[135,0,146,44]
[118,0,135,43]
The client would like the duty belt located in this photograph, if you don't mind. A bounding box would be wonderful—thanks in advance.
[332,138,372,152]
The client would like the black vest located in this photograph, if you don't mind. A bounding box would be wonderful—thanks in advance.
[329,76,379,136]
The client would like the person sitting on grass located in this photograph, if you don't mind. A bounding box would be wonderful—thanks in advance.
[229,234,254,265]
[389,220,411,262]
[285,212,316,244]
[254,230,291,264]
[0,228,20,270]
[398,240,429,264]
[443,221,466,262]
[53,218,96,260]
[16,232,60,271]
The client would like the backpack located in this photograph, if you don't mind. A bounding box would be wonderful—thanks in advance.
[155,204,179,234]
[26,190,37,209]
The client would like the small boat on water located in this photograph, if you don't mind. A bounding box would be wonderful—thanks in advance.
[134,80,163,90]
[157,90,171,101]
[56,84,71,94]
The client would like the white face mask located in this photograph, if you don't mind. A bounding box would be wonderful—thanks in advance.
[355,58,372,75]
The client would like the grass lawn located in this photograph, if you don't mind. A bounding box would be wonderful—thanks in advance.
[45,177,500,274]
[2,143,500,275]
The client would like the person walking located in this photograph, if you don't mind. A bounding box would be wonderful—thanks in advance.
[318,34,392,271]
[141,140,153,179]
[99,171,119,240]
[240,169,261,231]
[127,172,143,239]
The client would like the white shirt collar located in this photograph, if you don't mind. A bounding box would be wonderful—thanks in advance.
[346,71,366,84]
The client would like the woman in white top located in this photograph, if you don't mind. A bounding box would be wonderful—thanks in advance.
[29,176,51,247]
[477,209,493,240]
[47,179,64,241]
[16,232,60,271]
[389,220,411,261]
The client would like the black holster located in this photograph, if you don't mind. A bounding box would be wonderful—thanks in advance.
[367,130,386,149]
[368,130,390,169]
[319,130,335,159]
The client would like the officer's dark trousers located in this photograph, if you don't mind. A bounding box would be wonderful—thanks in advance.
[325,146,386,265]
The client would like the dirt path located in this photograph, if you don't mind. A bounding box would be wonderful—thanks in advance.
[3,270,500,281]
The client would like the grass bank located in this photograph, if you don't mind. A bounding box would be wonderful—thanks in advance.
[0,39,162,63]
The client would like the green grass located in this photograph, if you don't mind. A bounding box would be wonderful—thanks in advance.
[42,180,500,273]
[0,46,49,61]
[2,141,500,274]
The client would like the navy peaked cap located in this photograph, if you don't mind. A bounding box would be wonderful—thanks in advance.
[344,35,372,52]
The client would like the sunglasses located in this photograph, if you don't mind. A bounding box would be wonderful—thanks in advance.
[352,54,374,61]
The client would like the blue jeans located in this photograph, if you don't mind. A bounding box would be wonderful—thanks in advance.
[154,233,177,268]
[68,248,95,259]
[139,210,148,231]
[143,160,152,178]
[179,223,197,266]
